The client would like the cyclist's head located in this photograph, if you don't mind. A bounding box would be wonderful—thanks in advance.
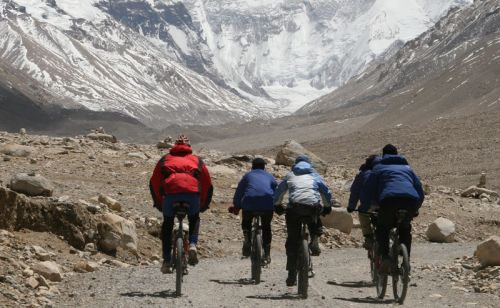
[294,154,311,164]
[360,154,379,170]
[252,157,266,170]
[175,134,190,146]
[382,144,398,155]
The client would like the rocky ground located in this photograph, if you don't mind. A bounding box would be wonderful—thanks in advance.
[0,130,499,307]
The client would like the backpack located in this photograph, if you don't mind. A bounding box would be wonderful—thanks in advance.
[160,154,203,195]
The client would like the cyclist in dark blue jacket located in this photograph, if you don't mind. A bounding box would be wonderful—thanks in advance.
[363,144,424,272]
[347,155,380,249]
[229,158,277,263]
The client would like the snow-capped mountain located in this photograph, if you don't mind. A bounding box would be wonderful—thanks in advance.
[183,0,473,111]
[0,0,472,128]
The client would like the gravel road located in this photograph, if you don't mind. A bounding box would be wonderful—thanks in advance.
[56,242,498,307]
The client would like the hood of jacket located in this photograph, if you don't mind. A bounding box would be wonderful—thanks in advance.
[380,154,408,165]
[292,161,313,175]
[169,144,193,156]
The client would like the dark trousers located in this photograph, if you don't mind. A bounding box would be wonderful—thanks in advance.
[375,197,417,258]
[285,205,321,271]
[242,210,273,247]
[162,213,200,262]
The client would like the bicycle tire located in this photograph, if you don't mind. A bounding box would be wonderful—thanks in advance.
[369,247,376,284]
[393,244,409,304]
[175,237,183,296]
[297,239,309,299]
[251,233,262,284]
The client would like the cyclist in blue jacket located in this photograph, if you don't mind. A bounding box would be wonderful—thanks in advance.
[229,157,277,264]
[347,154,380,249]
[363,144,424,273]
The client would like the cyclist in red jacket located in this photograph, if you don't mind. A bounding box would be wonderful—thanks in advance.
[150,134,213,273]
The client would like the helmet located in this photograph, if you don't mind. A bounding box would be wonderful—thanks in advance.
[175,134,190,145]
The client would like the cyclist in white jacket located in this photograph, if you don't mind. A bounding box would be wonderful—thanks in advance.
[274,155,333,286]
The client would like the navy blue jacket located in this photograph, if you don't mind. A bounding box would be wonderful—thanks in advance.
[362,155,424,209]
[348,169,373,212]
[233,169,278,211]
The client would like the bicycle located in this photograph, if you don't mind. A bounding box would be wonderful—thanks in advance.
[375,209,411,304]
[353,210,380,285]
[249,212,267,284]
[171,202,190,297]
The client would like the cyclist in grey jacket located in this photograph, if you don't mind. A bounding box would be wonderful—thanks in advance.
[274,154,333,286]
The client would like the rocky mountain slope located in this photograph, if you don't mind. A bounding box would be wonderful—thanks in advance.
[0,0,471,129]
[298,0,500,126]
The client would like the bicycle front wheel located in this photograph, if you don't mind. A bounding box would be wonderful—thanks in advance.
[175,237,183,296]
[393,243,409,304]
[297,239,309,299]
[251,233,262,284]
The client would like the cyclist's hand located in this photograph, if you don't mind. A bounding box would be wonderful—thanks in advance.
[347,207,354,213]
[275,204,286,216]
[228,206,240,215]
[321,206,332,216]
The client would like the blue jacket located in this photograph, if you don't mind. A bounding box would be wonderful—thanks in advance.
[274,161,333,208]
[348,156,381,212]
[363,155,424,209]
[233,169,277,211]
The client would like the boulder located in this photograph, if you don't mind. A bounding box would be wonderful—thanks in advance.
[321,208,353,234]
[32,261,62,282]
[0,187,97,249]
[86,133,117,143]
[426,217,456,243]
[474,236,500,267]
[0,144,35,157]
[10,173,54,197]
[31,245,52,261]
[98,194,122,212]
[275,140,328,174]
[97,213,138,254]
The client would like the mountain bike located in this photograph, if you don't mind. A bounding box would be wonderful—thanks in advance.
[250,212,266,284]
[375,209,411,304]
[171,202,190,297]
[354,210,380,285]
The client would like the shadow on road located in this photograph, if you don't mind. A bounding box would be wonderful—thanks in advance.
[210,278,256,285]
[333,296,393,304]
[327,280,374,288]
[120,290,177,298]
[247,293,302,300]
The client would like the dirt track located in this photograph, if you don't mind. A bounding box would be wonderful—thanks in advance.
[55,242,498,307]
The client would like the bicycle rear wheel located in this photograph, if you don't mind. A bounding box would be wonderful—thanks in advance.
[297,239,309,299]
[392,244,409,304]
[369,246,376,284]
[251,233,262,284]
[175,237,183,296]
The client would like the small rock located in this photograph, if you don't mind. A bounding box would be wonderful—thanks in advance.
[0,144,35,157]
[26,276,39,289]
[86,133,117,143]
[84,243,97,253]
[32,261,63,282]
[19,128,27,135]
[73,260,99,273]
[97,213,138,254]
[98,194,122,212]
[124,161,135,168]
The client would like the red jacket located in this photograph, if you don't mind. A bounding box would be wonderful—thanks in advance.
[149,144,213,211]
